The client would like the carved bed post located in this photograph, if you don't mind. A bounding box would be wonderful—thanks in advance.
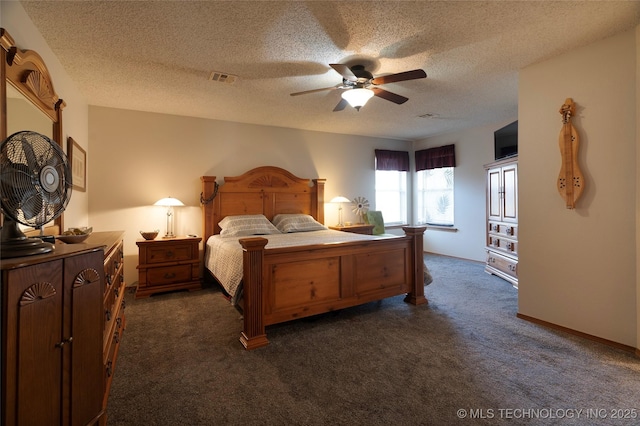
[238,237,269,350]
[402,226,428,305]
[312,178,326,224]
[200,176,217,242]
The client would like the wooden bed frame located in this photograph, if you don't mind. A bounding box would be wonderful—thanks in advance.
[201,166,426,350]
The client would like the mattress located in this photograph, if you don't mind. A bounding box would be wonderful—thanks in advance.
[204,229,382,304]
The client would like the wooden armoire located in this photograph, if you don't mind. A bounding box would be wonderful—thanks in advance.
[485,157,518,287]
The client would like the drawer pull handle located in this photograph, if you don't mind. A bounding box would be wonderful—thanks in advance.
[164,272,176,279]
[165,251,175,258]
[55,336,73,348]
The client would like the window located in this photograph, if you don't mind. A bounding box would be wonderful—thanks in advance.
[375,170,408,224]
[417,167,454,225]
[374,149,409,225]
[415,144,456,226]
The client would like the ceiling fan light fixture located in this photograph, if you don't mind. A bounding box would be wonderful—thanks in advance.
[341,88,374,111]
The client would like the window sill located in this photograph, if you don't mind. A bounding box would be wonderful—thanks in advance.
[385,224,409,230]
[425,224,458,232]
[386,224,458,233]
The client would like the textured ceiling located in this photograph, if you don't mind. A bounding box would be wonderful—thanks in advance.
[19,1,640,141]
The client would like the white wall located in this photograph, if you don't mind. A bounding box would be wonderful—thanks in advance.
[88,106,411,285]
[413,121,515,262]
[1,1,90,228]
[518,29,637,347]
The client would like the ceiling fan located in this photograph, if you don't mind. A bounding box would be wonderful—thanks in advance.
[290,63,427,111]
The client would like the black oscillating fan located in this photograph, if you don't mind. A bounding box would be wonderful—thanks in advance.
[0,130,72,258]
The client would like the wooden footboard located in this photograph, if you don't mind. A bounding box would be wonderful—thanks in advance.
[238,226,426,350]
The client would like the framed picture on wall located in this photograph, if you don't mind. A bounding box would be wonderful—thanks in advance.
[67,136,86,192]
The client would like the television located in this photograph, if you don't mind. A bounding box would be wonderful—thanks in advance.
[494,120,518,160]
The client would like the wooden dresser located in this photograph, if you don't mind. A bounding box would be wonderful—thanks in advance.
[485,157,518,287]
[1,241,107,425]
[136,236,202,298]
[85,231,126,413]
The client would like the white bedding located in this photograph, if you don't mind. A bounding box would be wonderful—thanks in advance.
[204,229,385,304]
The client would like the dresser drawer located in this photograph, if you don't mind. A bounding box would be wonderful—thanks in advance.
[486,250,518,278]
[147,264,193,286]
[145,243,195,264]
[487,235,518,255]
[488,221,518,239]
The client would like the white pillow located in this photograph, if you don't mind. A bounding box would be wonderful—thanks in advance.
[272,214,327,233]
[219,214,281,237]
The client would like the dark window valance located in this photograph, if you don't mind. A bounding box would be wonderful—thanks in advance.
[375,149,410,171]
[415,144,456,171]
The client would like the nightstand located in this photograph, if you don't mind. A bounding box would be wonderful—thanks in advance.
[329,224,375,235]
[136,236,202,298]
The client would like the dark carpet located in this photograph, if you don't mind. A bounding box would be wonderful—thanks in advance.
[106,254,640,425]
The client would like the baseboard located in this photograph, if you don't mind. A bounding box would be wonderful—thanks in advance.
[424,251,484,265]
[516,313,638,357]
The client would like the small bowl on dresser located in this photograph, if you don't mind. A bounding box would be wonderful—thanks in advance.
[140,230,159,240]
[56,233,90,244]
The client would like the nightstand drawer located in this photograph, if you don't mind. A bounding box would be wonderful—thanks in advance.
[145,243,194,264]
[147,264,193,285]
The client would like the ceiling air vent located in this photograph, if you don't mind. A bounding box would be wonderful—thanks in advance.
[208,71,238,85]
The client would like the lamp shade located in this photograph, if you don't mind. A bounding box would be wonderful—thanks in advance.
[154,197,184,207]
[154,197,184,238]
[330,196,351,203]
[341,88,374,111]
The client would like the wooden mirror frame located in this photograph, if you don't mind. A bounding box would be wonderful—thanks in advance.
[0,28,67,233]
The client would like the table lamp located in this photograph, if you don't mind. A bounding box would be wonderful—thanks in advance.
[154,197,184,238]
[330,196,351,226]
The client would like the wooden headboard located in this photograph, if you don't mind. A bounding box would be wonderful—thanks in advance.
[201,166,325,242]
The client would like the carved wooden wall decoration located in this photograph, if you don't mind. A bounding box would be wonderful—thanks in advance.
[557,98,584,209]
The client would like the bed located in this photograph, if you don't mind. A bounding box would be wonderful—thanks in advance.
[201,166,427,350]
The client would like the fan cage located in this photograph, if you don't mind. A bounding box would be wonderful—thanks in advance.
[0,131,72,229]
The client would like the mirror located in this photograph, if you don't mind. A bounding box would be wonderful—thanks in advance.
[1,28,67,234]
[7,83,53,138]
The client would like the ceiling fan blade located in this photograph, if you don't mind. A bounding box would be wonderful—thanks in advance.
[371,69,427,85]
[330,64,357,82]
[333,98,348,112]
[371,88,409,105]
[290,86,337,96]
